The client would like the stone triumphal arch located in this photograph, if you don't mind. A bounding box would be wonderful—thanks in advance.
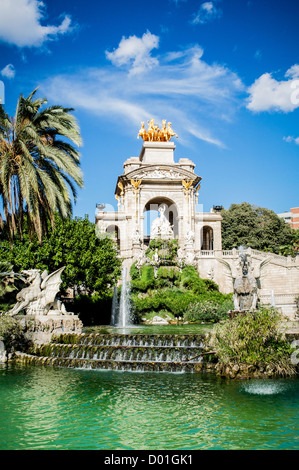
[95,119,299,319]
[95,119,222,274]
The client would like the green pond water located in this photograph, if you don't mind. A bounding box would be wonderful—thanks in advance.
[83,323,214,335]
[82,321,299,336]
[1,363,299,450]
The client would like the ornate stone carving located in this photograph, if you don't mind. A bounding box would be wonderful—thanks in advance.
[177,247,185,268]
[8,267,70,317]
[207,267,215,280]
[153,248,160,264]
[132,168,183,179]
[136,251,147,269]
[132,225,141,244]
[185,224,195,244]
[185,251,196,266]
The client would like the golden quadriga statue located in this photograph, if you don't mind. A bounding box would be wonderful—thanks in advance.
[138,119,178,142]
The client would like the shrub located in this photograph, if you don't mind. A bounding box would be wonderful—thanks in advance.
[184,299,233,323]
[157,266,178,280]
[130,261,140,281]
[146,238,178,262]
[0,315,30,355]
[179,266,207,294]
[132,288,196,318]
[209,307,297,376]
[131,265,156,292]
[203,278,219,292]
[131,287,232,321]
[141,265,155,283]
[130,259,233,321]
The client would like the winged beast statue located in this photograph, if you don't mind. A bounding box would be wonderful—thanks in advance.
[217,249,272,312]
[8,267,69,317]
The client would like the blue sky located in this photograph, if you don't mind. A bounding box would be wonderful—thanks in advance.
[0,0,298,220]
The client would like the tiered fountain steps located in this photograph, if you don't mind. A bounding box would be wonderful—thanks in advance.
[26,333,206,373]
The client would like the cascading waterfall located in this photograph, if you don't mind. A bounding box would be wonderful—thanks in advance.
[111,286,119,326]
[25,333,206,373]
[118,265,132,328]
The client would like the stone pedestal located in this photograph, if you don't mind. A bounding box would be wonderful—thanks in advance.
[139,141,175,164]
[18,314,83,346]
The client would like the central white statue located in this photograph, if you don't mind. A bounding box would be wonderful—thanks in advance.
[150,203,174,239]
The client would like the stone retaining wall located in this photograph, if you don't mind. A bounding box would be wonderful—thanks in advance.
[17,314,83,346]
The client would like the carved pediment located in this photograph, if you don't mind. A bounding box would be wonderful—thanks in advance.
[125,165,201,183]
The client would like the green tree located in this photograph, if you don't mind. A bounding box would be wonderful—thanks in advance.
[279,229,299,257]
[0,89,83,244]
[0,260,14,298]
[221,202,293,253]
[0,260,22,311]
[0,215,121,297]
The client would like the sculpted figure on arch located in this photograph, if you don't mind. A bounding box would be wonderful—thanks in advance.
[137,119,178,142]
[151,203,174,239]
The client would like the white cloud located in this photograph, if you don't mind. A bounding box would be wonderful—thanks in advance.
[285,64,299,79]
[1,64,15,79]
[283,136,299,145]
[42,35,245,149]
[0,0,72,48]
[247,65,299,112]
[105,31,159,75]
[191,2,222,25]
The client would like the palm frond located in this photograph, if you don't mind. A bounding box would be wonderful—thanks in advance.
[0,89,84,244]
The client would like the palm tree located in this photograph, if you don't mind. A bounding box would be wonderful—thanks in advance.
[0,88,83,244]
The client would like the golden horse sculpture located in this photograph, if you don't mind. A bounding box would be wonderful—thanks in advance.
[137,119,178,142]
